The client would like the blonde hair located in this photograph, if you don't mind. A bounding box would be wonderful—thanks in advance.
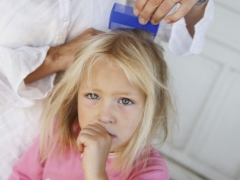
[40,29,174,175]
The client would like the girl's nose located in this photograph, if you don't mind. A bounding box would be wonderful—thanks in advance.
[97,102,115,124]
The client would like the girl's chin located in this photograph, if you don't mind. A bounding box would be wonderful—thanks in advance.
[110,144,119,153]
[110,146,116,153]
[110,144,127,153]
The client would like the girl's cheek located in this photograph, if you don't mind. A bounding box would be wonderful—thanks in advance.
[118,103,142,113]
[118,104,133,113]
[118,105,142,122]
[79,97,98,107]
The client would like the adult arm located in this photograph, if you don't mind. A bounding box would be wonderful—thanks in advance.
[154,0,214,55]
[24,28,102,84]
[134,0,214,55]
[134,0,209,37]
[168,0,214,55]
[0,28,101,107]
[0,45,52,107]
[184,1,208,37]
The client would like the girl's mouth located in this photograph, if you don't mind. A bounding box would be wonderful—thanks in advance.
[109,133,116,138]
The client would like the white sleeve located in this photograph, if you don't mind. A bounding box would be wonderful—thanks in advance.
[0,46,56,107]
[157,0,214,56]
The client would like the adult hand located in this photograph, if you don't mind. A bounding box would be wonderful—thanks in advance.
[77,123,111,180]
[49,28,103,72]
[134,0,199,25]
[24,28,103,84]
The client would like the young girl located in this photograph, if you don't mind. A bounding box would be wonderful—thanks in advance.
[9,29,174,180]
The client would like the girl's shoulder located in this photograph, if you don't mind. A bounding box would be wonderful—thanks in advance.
[147,147,169,172]
[128,147,169,180]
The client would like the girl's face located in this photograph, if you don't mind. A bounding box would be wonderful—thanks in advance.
[77,60,145,152]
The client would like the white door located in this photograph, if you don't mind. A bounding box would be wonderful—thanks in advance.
[159,0,240,180]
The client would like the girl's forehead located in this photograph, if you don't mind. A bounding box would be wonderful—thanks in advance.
[80,60,144,94]
[82,60,125,84]
[83,59,120,78]
[80,57,146,95]
[91,58,118,69]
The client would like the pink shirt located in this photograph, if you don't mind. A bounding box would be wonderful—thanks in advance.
[9,138,169,180]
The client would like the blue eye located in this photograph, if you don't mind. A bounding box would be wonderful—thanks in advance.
[119,98,133,105]
[87,93,99,100]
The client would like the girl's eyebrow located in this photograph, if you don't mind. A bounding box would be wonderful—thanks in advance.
[112,91,133,96]
[81,86,137,96]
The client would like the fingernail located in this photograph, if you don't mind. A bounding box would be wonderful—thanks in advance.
[133,8,139,16]
[139,17,146,25]
[151,19,158,25]
[165,19,171,24]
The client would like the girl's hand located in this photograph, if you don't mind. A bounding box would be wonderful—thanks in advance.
[77,123,111,180]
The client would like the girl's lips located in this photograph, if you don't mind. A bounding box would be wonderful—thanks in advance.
[109,133,116,138]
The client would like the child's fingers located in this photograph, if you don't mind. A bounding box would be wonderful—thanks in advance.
[76,132,110,153]
[77,133,94,153]
[79,126,110,141]
[78,143,84,153]
[76,123,111,152]
[81,123,107,135]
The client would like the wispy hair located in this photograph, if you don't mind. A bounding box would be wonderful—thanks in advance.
[40,29,175,176]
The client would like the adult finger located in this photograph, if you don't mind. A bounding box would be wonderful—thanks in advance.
[164,0,198,23]
[134,0,148,16]
[135,0,163,25]
[150,0,176,25]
